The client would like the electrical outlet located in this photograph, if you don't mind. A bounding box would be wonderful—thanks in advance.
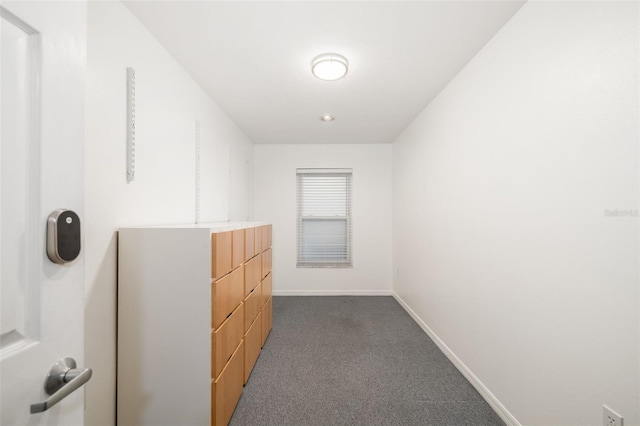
[603,405,623,426]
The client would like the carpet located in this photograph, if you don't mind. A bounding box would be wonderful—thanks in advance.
[230,296,505,426]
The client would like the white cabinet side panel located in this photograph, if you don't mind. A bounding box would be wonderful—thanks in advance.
[118,228,211,426]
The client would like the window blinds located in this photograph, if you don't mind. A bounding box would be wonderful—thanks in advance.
[296,169,352,267]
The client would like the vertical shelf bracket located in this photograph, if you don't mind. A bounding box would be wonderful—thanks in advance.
[126,67,136,183]
[195,120,201,224]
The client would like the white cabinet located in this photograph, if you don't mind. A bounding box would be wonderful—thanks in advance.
[118,223,273,426]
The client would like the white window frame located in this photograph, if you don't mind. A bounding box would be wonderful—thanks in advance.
[296,168,352,268]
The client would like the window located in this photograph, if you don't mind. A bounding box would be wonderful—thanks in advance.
[296,169,352,267]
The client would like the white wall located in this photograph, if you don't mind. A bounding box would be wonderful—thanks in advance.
[392,1,639,425]
[84,3,253,424]
[254,144,392,295]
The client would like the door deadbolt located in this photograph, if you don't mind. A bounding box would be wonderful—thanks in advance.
[47,209,81,264]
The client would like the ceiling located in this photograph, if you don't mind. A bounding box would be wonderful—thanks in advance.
[124,1,526,144]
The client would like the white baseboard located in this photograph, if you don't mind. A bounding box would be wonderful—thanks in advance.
[392,292,521,426]
[272,290,393,296]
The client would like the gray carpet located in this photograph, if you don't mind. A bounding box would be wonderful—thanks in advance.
[230,296,504,426]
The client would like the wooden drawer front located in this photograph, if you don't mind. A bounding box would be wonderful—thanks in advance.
[266,224,272,248]
[212,267,244,328]
[244,226,255,261]
[212,303,244,379]
[261,225,268,252]
[261,296,272,348]
[261,248,272,279]
[231,229,245,270]
[261,273,272,308]
[243,311,262,384]
[244,281,262,332]
[243,253,262,296]
[212,341,244,426]
[254,226,262,256]
[211,231,232,279]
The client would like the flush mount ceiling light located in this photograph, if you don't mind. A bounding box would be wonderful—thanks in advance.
[320,115,335,122]
[311,53,348,81]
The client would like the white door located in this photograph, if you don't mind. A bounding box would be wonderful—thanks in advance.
[1,1,87,425]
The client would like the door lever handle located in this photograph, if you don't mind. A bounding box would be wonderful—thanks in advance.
[30,357,92,414]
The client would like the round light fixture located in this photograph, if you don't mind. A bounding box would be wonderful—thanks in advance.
[320,115,335,122]
[311,53,348,81]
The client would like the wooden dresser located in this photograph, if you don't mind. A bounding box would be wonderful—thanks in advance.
[117,223,273,426]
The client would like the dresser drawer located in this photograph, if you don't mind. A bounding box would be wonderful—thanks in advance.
[261,273,272,308]
[244,281,262,332]
[211,231,232,280]
[260,225,269,252]
[231,229,245,270]
[243,252,262,296]
[243,311,262,384]
[212,303,244,379]
[261,296,272,348]
[261,248,272,279]
[244,225,255,261]
[212,340,244,426]
[212,267,244,328]
[254,226,262,255]
[265,224,272,249]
